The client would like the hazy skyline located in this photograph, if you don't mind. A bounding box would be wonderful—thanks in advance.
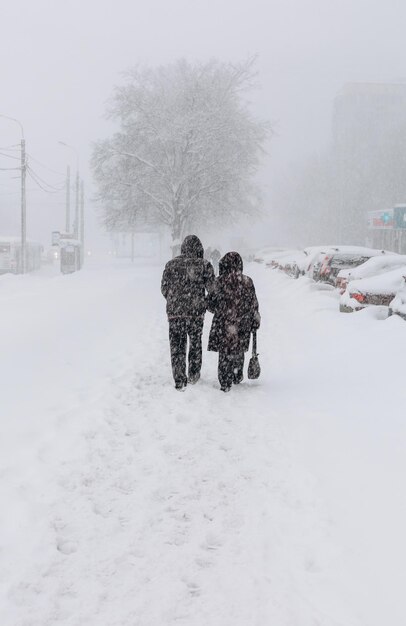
[1,0,406,245]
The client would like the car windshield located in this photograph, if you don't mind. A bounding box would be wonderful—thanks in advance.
[330,255,370,268]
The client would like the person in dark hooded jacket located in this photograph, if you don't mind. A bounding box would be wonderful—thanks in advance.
[161,235,215,390]
[207,251,260,392]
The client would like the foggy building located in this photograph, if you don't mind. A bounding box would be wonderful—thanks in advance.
[330,82,406,246]
[333,82,406,152]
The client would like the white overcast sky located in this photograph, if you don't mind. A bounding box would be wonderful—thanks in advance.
[1,0,406,243]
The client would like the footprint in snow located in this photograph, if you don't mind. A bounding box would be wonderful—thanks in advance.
[304,556,321,573]
[92,501,112,518]
[202,531,223,551]
[195,556,213,569]
[176,413,190,424]
[186,581,201,597]
[56,539,78,555]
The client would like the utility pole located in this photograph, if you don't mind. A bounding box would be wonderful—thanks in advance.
[58,141,79,238]
[0,114,25,273]
[80,180,85,267]
[65,165,71,233]
[20,137,26,274]
[75,169,79,239]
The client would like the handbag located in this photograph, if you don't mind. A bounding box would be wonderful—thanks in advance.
[248,331,261,379]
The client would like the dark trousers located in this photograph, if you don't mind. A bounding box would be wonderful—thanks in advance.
[218,350,245,388]
[168,318,204,384]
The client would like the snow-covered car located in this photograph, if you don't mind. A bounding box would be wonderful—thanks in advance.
[336,254,405,293]
[302,246,342,280]
[389,278,406,320]
[318,252,374,285]
[253,247,286,264]
[303,245,383,282]
[266,250,307,278]
[340,266,406,312]
[41,247,59,264]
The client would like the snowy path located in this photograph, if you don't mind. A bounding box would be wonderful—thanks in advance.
[1,261,406,625]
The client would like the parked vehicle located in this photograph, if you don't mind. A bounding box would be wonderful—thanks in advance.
[253,247,286,264]
[302,246,341,280]
[41,247,59,264]
[59,238,81,274]
[340,266,406,312]
[318,249,388,286]
[303,246,379,282]
[266,250,307,278]
[389,278,406,320]
[0,237,42,274]
[336,254,405,293]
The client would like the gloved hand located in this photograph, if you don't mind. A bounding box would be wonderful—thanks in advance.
[252,311,261,331]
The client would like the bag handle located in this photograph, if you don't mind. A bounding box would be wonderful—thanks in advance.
[252,330,258,356]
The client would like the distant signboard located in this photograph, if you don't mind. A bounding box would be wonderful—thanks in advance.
[367,209,394,229]
[52,231,75,245]
[394,205,406,230]
[52,231,61,245]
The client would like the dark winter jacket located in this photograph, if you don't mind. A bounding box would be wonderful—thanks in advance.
[207,251,260,353]
[161,235,216,319]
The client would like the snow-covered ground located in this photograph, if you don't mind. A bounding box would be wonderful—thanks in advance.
[1,260,405,625]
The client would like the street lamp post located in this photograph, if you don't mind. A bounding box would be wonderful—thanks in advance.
[0,114,26,273]
[58,141,79,239]
[65,165,71,233]
[80,180,85,267]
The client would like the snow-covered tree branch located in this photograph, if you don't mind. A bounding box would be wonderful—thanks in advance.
[92,58,268,242]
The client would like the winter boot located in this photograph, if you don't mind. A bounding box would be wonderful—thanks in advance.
[175,380,187,391]
[188,372,200,385]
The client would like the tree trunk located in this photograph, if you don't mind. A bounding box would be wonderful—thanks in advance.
[171,210,183,258]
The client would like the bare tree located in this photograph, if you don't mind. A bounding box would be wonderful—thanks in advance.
[92,58,268,243]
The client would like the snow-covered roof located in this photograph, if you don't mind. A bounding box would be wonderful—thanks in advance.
[275,250,306,262]
[303,245,340,256]
[254,246,288,260]
[304,244,389,256]
[265,249,305,263]
[347,265,406,295]
[337,255,406,280]
[59,238,81,247]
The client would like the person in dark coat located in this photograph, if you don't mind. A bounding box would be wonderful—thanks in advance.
[161,235,215,390]
[207,251,260,392]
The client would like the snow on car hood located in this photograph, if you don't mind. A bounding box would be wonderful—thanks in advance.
[390,287,406,314]
[347,265,406,294]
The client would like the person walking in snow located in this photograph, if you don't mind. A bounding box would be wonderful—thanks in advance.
[161,235,216,390]
[207,251,260,392]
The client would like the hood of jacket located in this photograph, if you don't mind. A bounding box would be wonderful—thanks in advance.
[181,235,204,259]
[219,251,243,276]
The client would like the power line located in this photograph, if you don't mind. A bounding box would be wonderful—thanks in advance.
[27,163,64,188]
[0,151,20,160]
[26,153,65,178]
[28,165,64,190]
[27,170,60,194]
[0,187,60,197]
[27,165,65,194]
